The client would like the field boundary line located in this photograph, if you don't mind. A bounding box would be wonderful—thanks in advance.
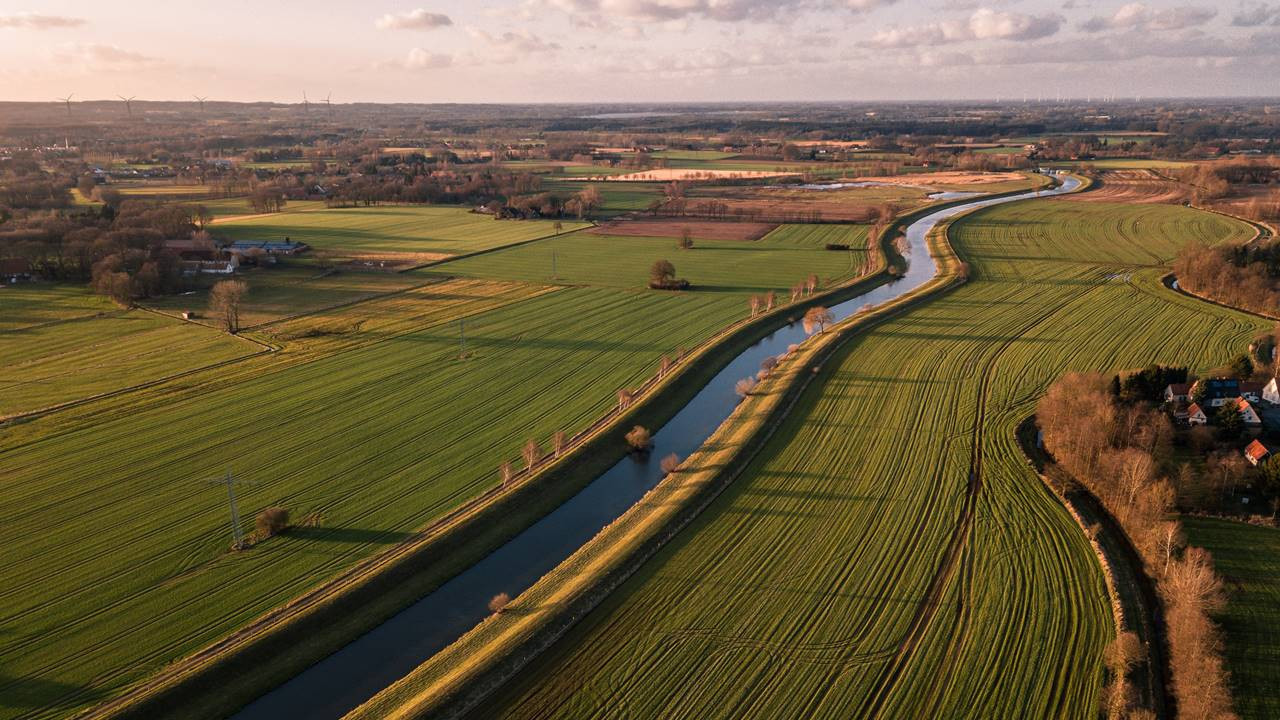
[1160,273,1280,322]
[400,222,597,273]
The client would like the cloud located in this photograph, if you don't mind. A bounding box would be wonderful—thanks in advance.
[959,28,1280,66]
[870,8,1063,48]
[526,0,894,25]
[375,9,453,30]
[1080,3,1217,32]
[403,48,454,69]
[53,43,159,67]
[1231,2,1280,26]
[0,12,86,29]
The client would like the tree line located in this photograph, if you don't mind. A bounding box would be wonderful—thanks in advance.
[1038,372,1238,720]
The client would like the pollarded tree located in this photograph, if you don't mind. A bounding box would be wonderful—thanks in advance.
[209,278,248,333]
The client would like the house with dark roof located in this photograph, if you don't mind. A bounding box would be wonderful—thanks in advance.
[1192,378,1245,407]
[227,240,309,255]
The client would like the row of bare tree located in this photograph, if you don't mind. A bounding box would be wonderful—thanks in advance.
[1174,241,1280,318]
[1038,373,1236,720]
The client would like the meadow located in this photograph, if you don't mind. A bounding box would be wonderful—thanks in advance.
[0,209,872,717]
[424,223,869,293]
[214,205,584,260]
[1183,517,1280,719]
[473,200,1263,719]
[0,285,254,417]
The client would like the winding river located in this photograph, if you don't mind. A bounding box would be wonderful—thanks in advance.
[234,173,1082,720]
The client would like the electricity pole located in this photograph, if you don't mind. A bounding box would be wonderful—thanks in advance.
[209,468,245,549]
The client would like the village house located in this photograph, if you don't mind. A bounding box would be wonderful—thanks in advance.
[1188,378,1255,407]
[1244,439,1272,466]
[1187,403,1208,425]
[1233,396,1264,428]
[1241,382,1264,403]
[1164,383,1191,404]
[180,256,239,276]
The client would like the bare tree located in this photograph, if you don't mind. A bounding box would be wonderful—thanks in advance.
[806,273,819,295]
[488,592,511,614]
[803,306,834,334]
[617,388,635,410]
[500,461,514,487]
[209,279,248,333]
[735,376,758,397]
[764,290,776,311]
[749,295,761,317]
[678,227,693,250]
[552,430,568,458]
[522,439,542,470]
[659,354,673,377]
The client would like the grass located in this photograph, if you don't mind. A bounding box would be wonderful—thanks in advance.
[1182,516,1280,719]
[541,179,664,216]
[421,224,868,294]
[1047,159,1194,170]
[469,200,1263,719]
[142,267,422,329]
[214,205,586,257]
[0,207,877,718]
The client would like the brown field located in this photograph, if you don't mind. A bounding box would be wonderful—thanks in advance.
[1064,170,1191,204]
[586,219,777,241]
[788,140,869,148]
[676,183,930,222]
[849,170,1026,186]
[573,168,800,182]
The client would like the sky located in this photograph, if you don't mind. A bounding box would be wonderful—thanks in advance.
[1,0,1278,103]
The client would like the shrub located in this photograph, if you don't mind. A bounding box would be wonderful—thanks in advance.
[255,507,290,539]
[488,592,511,614]
[660,453,681,474]
[626,425,652,451]
[824,243,851,251]
[735,377,758,397]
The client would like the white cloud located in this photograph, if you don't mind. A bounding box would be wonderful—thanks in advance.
[526,0,894,25]
[403,48,454,69]
[0,12,86,29]
[469,28,562,59]
[870,8,1062,48]
[53,43,159,67]
[375,9,453,30]
[1080,3,1217,32]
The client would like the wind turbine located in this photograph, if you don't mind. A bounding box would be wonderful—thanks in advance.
[302,90,310,113]
[118,95,136,117]
[324,91,332,119]
[57,93,74,118]
[193,95,208,112]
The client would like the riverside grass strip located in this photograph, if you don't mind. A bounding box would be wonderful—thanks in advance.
[434,200,1262,720]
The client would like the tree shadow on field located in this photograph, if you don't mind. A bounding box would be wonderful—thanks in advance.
[0,671,107,711]
[283,526,412,545]
[401,333,653,353]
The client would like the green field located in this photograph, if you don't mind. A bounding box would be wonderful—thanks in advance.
[1047,159,1193,170]
[143,267,422,329]
[0,285,255,417]
[214,205,586,257]
[475,200,1263,719]
[1183,517,1280,719]
[0,206,879,716]
[542,179,664,216]
[422,223,868,293]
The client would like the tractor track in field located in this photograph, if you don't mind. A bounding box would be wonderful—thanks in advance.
[859,276,1093,718]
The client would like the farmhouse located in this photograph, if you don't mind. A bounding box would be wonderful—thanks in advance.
[1240,381,1264,403]
[1187,403,1208,425]
[1244,439,1272,466]
[180,256,239,276]
[1191,378,1246,407]
[1164,383,1191,403]
[1,258,33,283]
[228,239,309,255]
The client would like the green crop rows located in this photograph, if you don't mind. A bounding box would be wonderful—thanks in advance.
[475,200,1262,719]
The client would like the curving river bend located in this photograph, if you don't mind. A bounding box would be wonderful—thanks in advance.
[234,173,1082,720]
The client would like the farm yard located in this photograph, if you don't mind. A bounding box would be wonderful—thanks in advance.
[0,205,875,717]
[470,199,1264,719]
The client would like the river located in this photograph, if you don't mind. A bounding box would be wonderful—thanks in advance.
[233,173,1081,720]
